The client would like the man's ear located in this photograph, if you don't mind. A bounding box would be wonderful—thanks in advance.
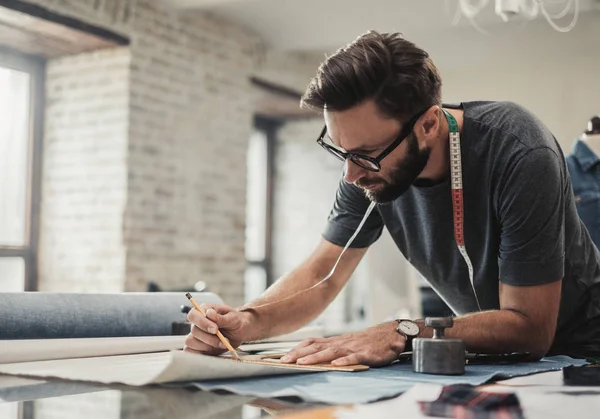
[417,106,441,144]
[421,106,440,134]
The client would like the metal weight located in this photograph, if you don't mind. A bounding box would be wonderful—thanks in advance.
[412,317,465,375]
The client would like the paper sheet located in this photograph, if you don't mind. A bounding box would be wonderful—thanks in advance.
[0,325,324,364]
[0,335,186,364]
[0,350,321,386]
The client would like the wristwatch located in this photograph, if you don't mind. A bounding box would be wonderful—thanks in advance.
[396,319,420,351]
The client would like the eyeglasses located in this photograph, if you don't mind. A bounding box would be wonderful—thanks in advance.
[316,108,428,172]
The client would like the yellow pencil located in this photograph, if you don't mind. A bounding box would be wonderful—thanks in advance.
[185,293,241,361]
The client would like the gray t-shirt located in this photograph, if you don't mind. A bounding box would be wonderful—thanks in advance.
[323,101,600,356]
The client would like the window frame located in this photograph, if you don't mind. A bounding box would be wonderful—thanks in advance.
[0,47,45,291]
[247,116,281,288]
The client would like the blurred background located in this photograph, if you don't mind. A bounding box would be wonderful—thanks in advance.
[0,0,599,358]
[1,1,599,418]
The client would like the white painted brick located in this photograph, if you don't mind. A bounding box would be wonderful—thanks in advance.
[34,0,320,309]
[39,47,130,293]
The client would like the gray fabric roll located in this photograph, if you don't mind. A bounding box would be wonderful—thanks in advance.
[0,292,223,339]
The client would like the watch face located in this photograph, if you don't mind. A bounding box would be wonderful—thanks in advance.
[398,320,419,337]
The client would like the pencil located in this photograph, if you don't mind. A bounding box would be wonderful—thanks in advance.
[185,293,241,361]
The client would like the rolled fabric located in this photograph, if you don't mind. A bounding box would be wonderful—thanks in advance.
[0,292,223,339]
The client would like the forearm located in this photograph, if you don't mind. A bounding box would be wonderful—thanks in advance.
[415,309,553,358]
[237,240,367,342]
[240,267,342,341]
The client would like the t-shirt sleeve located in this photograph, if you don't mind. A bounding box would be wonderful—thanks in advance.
[497,147,566,286]
[322,178,384,248]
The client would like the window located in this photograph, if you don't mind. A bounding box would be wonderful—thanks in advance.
[244,118,277,302]
[0,48,44,292]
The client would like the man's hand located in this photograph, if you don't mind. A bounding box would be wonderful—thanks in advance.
[280,322,405,367]
[184,304,253,356]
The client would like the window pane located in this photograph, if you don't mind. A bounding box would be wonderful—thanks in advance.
[0,257,25,291]
[0,402,19,419]
[244,265,267,303]
[0,67,31,246]
[245,130,268,261]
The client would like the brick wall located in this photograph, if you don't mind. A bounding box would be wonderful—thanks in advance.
[30,0,413,324]
[30,0,261,304]
[123,3,258,303]
[39,47,130,292]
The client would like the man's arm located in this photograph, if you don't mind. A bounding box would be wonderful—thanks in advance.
[185,238,367,355]
[281,279,561,366]
[241,238,368,341]
[418,279,562,359]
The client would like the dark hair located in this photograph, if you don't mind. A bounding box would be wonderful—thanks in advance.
[301,31,442,122]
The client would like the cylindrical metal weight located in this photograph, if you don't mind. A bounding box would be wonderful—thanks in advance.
[412,337,465,375]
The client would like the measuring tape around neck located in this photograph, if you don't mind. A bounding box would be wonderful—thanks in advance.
[445,110,481,311]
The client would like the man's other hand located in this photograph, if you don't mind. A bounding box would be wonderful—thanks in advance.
[280,322,405,367]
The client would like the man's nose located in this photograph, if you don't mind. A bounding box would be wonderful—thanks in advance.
[343,159,367,184]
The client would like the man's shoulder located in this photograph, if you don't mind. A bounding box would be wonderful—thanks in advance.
[463,100,559,153]
[463,100,541,131]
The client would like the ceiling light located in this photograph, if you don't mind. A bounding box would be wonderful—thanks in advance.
[448,0,580,33]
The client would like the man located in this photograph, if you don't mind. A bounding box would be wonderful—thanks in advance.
[186,31,600,366]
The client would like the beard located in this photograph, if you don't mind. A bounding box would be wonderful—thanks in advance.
[357,133,430,203]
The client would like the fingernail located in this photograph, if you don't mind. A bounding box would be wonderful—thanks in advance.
[297,357,306,364]
[208,327,217,334]
[280,356,290,362]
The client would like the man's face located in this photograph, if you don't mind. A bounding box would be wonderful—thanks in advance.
[324,100,430,203]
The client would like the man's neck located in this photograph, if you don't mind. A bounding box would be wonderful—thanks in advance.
[417,107,463,184]
[582,133,600,158]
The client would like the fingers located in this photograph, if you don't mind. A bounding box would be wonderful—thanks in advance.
[187,308,219,334]
[296,347,347,365]
[191,324,225,349]
[205,308,241,330]
[291,338,325,350]
[184,325,226,356]
[280,339,329,363]
[183,344,224,356]
[187,303,240,334]
[331,354,361,366]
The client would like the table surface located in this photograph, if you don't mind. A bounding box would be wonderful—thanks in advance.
[278,370,600,419]
[2,370,600,419]
[0,374,318,419]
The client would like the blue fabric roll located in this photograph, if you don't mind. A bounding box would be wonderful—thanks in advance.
[0,292,222,339]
